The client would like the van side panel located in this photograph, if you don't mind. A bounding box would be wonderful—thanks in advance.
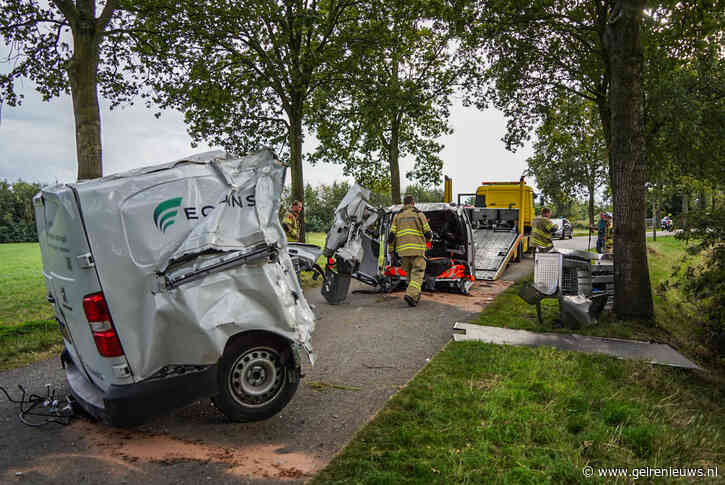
[35,186,133,391]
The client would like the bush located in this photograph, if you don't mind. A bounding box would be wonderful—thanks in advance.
[677,208,725,358]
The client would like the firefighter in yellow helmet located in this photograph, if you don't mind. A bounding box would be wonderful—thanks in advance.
[389,195,432,307]
[530,207,559,252]
[282,200,302,242]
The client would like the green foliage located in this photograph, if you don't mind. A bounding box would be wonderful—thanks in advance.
[526,97,608,224]
[303,182,352,233]
[677,208,725,356]
[131,0,365,214]
[403,183,444,203]
[0,180,43,243]
[1,1,145,178]
[0,1,140,105]
[310,0,465,201]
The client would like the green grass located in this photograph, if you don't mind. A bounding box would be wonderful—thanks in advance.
[0,243,61,370]
[472,237,707,361]
[0,243,53,325]
[313,236,725,484]
[314,343,725,484]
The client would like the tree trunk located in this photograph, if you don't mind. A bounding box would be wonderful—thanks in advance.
[681,191,689,231]
[70,31,103,180]
[389,56,402,205]
[605,0,653,321]
[390,116,401,205]
[588,183,595,228]
[288,101,306,242]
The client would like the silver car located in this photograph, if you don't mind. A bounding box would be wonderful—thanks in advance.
[34,150,316,426]
[551,218,573,239]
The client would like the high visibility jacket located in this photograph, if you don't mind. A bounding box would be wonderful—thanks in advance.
[282,211,300,242]
[530,216,558,249]
[390,207,432,257]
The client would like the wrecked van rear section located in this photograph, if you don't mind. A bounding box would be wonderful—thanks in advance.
[35,149,316,425]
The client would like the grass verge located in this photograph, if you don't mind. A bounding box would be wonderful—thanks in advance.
[313,236,725,484]
[0,319,63,372]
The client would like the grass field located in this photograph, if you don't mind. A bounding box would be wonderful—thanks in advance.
[0,243,61,371]
[313,237,725,484]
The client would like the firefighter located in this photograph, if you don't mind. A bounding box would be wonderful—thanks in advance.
[282,200,302,242]
[530,207,559,252]
[389,195,432,307]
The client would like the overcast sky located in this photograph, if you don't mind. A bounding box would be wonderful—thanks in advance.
[0,83,535,199]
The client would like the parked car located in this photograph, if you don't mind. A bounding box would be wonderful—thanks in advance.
[33,149,317,426]
[551,218,573,239]
[661,216,673,231]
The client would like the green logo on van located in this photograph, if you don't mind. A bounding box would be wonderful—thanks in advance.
[153,197,182,233]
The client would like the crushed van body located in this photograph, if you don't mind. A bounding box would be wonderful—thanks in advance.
[34,149,316,425]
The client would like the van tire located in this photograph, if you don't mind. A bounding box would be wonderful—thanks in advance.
[213,333,299,422]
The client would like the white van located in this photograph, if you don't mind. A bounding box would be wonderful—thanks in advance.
[33,150,316,426]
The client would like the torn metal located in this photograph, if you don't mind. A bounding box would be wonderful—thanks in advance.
[42,149,315,385]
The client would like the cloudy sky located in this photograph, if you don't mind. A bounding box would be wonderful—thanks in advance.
[0,82,534,199]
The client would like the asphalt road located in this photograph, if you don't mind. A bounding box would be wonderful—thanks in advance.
[0,279,513,484]
[553,230,676,251]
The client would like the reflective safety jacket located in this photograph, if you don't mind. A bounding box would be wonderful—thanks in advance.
[530,216,558,249]
[390,207,432,256]
[282,211,300,242]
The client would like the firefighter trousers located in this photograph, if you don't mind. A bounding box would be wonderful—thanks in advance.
[402,255,426,301]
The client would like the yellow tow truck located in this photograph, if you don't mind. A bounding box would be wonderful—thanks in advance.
[445,177,534,280]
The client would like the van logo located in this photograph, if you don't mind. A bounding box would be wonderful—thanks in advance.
[153,197,182,233]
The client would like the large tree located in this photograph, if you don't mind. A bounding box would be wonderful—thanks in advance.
[132,0,363,242]
[602,0,652,318]
[1,0,141,180]
[310,0,464,203]
[465,0,721,320]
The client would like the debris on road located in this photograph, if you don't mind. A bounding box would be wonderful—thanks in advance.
[453,323,702,370]
[306,381,361,392]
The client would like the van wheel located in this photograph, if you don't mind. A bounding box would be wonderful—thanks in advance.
[213,333,299,422]
[458,279,473,295]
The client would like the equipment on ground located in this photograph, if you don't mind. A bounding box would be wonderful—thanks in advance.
[519,248,613,328]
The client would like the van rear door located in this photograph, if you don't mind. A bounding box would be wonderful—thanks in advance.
[34,186,133,391]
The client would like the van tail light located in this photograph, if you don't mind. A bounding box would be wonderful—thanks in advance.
[82,292,124,357]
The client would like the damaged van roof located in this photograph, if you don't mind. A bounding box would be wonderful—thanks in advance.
[59,149,315,381]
